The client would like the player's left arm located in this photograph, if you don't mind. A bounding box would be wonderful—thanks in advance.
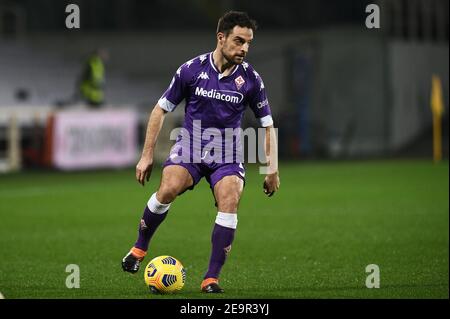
[248,69,280,197]
[263,124,280,197]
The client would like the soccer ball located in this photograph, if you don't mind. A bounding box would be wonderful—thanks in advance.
[144,255,185,294]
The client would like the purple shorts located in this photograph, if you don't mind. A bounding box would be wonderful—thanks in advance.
[162,158,245,192]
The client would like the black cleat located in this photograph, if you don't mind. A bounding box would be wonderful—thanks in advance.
[201,278,224,293]
[121,251,142,274]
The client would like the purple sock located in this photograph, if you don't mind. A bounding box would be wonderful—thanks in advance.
[134,206,167,251]
[204,223,236,279]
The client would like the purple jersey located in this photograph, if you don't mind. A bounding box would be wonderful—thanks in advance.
[158,52,273,163]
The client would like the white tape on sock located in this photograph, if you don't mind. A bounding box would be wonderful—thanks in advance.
[147,193,171,214]
[215,212,238,229]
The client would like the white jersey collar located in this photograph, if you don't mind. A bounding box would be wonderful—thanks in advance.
[209,52,240,80]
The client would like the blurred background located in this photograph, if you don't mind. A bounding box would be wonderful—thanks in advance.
[0,0,448,170]
[0,0,448,300]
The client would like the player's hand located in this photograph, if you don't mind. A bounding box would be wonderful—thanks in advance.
[263,172,280,197]
[136,156,154,186]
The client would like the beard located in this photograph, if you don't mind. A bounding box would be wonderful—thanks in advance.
[221,48,244,65]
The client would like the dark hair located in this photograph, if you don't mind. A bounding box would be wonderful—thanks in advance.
[216,11,258,36]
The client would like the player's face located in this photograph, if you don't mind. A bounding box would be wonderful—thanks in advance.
[219,26,253,65]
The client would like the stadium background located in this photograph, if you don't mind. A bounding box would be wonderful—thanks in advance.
[0,0,448,299]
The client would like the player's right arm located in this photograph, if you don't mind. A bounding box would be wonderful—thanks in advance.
[136,61,193,186]
[136,104,167,186]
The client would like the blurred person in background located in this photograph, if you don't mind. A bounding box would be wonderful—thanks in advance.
[78,48,108,108]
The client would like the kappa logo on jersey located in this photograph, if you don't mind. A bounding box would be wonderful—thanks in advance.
[197,72,210,80]
[195,87,244,104]
[169,76,175,89]
[235,75,245,90]
[185,59,194,67]
[238,163,245,177]
[199,54,207,63]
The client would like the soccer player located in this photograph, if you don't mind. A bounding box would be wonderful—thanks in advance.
[122,11,280,293]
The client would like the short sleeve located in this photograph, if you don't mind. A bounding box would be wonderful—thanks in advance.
[248,71,273,127]
[158,63,191,112]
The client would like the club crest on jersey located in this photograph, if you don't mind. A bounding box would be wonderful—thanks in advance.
[234,76,245,90]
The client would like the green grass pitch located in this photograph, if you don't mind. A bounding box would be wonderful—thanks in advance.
[0,160,448,299]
